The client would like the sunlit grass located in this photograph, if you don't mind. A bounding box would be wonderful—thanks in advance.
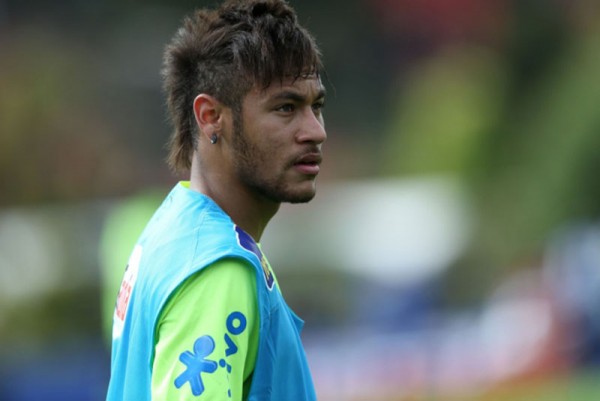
[463,369,600,401]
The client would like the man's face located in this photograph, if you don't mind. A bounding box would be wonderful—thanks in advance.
[231,76,326,204]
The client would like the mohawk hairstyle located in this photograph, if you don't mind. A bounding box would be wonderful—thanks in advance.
[162,0,323,172]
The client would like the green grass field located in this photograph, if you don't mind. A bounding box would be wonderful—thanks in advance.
[438,369,600,401]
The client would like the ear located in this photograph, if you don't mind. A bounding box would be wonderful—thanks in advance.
[193,94,224,143]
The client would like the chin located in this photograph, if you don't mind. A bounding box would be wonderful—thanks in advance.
[282,184,317,204]
[264,186,317,204]
[285,192,316,204]
[253,178,318,204]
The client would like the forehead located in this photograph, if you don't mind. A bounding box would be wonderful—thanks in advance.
[248,75,325,102]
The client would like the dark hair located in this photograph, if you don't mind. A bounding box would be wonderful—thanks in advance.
[162,0,323,172]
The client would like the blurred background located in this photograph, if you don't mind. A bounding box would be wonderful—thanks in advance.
[1,0,600,399]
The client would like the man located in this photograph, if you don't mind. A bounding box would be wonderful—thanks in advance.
[106,1,326,400]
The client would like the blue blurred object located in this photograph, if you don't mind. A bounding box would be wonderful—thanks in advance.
[0,338,109,401]
[350,277,443,332]
[544,222,600,366]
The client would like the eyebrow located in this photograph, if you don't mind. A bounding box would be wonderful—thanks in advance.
[270,88,326,103]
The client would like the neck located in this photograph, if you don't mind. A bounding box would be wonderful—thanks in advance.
[190,164,280,242]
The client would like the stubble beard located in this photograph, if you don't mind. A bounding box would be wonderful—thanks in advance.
[231,112,316,204]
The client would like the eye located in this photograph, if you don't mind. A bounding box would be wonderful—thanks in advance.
[312,100,325,114]
[276,103,296,113]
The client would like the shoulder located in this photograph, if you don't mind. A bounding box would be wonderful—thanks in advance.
[156,257,259,345]
[152,258,260,400]
[155,257,259,363]
[165,258,257,316]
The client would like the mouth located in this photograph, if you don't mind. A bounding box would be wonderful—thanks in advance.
[293,152,322,176]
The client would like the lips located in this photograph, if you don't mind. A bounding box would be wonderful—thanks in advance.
[293,152,322,175]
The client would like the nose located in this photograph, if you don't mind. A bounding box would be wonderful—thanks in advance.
[296,109,327,145]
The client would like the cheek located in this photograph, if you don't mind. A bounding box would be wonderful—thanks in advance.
[243,120,292,165]
[252,128,288,152]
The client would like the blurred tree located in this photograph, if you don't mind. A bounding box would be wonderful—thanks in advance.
[380,46,508,177]
[379,0,600,303]
[459,17,600,301]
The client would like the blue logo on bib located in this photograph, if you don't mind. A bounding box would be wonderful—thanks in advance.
[175,311,248,398]
[174,336,218,396]
[235,225,275,290]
